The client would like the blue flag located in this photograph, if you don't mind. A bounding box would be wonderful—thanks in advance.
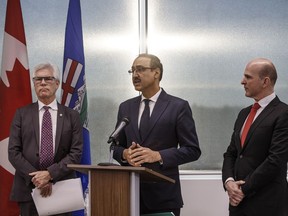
[61,1,91,215]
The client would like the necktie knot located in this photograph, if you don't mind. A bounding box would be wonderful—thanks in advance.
[252,102,261,110]
[144,99,150,108]
[43,106,50,111]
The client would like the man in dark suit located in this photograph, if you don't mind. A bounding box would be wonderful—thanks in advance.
[112,53,201,216]
[222,58,288,216]
[8,63,83,216]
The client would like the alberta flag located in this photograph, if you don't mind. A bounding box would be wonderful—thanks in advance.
[61,1,91,215]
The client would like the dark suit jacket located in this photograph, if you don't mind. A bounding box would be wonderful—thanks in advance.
[222,96,288,216]
[8,102,83,202]
[113,89,201,211]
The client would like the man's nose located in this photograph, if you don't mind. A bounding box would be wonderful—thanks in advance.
[40,78,47,85]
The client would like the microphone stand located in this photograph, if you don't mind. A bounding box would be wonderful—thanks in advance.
[98,138,120,166]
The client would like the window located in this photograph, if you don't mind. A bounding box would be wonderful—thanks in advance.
[1,0,288,170]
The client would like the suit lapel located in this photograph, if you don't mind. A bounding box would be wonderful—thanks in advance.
[242,97,279,149]
[236,107,250,150]
[32,103,40,151]
[141,90,169,143]
[55,103,64,153]
[150,92,169,130]
[131,97,142,141]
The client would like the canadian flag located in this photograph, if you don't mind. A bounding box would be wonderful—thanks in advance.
[0,0,32,215]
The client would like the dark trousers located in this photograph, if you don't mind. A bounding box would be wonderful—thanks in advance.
[19,201,72,216]
[140,194,181,216]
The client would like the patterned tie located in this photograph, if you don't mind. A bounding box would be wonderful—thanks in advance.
[139,99,150,141]
[40,106,54,169]
[241,102,261,146]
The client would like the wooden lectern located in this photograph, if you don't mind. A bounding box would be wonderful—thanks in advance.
[68,164,175,216]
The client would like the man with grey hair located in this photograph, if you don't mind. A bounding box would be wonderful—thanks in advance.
[8,63,83,216]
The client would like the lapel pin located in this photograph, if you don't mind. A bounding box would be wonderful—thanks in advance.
[60,113,63,117]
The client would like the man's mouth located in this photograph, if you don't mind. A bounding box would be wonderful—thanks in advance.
[133,79,141,85]
[40,88,49,93]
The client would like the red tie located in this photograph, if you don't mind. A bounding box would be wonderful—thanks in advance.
[241,103,261,146]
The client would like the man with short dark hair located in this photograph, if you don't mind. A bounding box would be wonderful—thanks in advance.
[113,54,201,216]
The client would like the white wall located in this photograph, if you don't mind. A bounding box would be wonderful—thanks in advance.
[180,171,229,216]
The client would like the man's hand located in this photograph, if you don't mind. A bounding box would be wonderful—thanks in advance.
[123,142,138,165]
[40,182,52,197]
[123,142,161,167]
[29,170,52,189]
[225,180,245,206]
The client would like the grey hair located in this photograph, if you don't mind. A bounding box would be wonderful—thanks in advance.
[33,62,60,81]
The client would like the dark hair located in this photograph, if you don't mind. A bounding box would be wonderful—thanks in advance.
[137,53,163,81]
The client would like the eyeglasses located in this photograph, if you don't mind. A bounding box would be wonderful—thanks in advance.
[33,76,56,84]
[128,66,155,75]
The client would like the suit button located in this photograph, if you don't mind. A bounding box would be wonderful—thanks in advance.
[239,155,243,159]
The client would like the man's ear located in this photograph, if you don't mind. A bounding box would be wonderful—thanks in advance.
[262,77,271,88]
[55,79,60,89]
[154,68,160,79]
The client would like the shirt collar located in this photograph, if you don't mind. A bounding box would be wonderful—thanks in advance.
[256,92,276,108]
[141,88,162,103]
[38,99,58,111]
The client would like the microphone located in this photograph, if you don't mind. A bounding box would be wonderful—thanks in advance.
[107,117,130,144]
